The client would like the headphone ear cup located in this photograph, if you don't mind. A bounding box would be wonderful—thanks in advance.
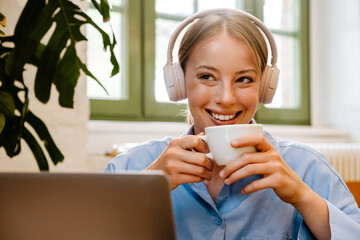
[259,65,280,104]
[163,62,187,101]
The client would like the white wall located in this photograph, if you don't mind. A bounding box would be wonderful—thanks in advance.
[0,0,90,172]
[1,0,360,172]
[310,0,360,141]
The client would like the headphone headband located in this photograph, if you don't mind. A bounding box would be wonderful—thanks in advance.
[166,8,278,66]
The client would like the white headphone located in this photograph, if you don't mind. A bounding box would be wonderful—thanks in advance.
[163,8,280,104]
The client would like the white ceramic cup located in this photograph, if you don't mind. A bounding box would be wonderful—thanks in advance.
[198,124,263,166]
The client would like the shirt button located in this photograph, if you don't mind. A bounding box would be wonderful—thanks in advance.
[215,218,222,225]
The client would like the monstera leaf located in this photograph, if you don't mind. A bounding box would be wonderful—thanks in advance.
[0,0,119,170]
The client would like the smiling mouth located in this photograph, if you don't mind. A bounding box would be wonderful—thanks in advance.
[207,110,242,121]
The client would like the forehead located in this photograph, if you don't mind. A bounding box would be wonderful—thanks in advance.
[187,33,256,70]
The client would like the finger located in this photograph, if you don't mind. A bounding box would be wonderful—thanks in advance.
[168,137,213,171]
[181,149,214,171]
[220,152,267,179]
[176,160,213,181]
[176,173,205,185]
[224,162,272,185]
[230,133,273,152]
[194,134,210,153]
[169,173,205,190]
[241,177,272,194]
[178,135,208,153]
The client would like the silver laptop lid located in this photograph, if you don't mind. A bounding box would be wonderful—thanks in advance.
[0,172,176,240]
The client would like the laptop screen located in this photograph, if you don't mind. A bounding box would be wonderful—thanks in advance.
[0,172,176,240]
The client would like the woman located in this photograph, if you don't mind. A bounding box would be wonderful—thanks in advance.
[105,9,360,239]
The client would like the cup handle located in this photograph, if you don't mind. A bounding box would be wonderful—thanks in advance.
[197,135,213,159]
[198,135,207,142]
[205,152,213,159]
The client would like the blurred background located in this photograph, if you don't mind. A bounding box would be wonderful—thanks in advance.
[1,0,360,177]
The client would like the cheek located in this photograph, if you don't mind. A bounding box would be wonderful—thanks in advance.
[186,79,211,104]
[237,88,259,108]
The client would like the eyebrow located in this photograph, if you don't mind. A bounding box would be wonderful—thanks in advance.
[195,65,219,73]
[195,65,257,75]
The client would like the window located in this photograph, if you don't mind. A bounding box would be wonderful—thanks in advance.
[87,0,142,120]
[87,1,124,100]
[255,0,310,124]
[87,0,310,125]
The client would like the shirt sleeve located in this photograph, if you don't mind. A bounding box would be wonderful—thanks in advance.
[318,156,360,239]
[103,138,171,173]
[327,199,360,238]
[279,141,360,239]
[104,153,128,172]
[295,189,360,240]
[300,155,360,239]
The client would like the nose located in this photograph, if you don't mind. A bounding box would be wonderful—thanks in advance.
[214,80,237,106]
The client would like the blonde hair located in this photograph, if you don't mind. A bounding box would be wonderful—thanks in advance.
[178,11,269,125]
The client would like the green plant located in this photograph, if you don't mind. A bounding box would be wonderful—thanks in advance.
[0,0,119,170]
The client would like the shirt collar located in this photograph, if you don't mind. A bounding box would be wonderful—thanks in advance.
[186,125,195,136]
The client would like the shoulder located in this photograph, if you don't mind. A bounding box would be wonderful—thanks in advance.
[126,137,172,156]
[277,139,328,165]
[104,137,172,172]
[264,129,359,215]
[264,130,328,165]
[264,130,345,186]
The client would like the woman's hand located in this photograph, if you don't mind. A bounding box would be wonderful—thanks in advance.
[146,135,214,191]
[219,133,307,205]
[219,133,331,239]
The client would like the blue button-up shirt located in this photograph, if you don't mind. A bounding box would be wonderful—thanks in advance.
[105,125,360,239]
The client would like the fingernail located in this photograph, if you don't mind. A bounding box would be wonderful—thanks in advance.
[219,170,224,178]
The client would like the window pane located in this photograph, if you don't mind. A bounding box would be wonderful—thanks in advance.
[156,0,194,16]
[111,0,122,6]
[198,0,237,10]
[267,35,297,108]
[86,8,125,100]
[264,0,295,31]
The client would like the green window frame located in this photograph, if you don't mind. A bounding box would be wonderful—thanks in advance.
[254,0,310,125]
[89,0,143,121]
[89,0,310,125]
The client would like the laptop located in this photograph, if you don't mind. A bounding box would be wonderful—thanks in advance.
[0,171,176,240]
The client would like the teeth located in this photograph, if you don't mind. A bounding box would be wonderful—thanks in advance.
[211,112,236,121]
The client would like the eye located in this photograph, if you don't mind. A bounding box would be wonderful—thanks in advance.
[199,74,214,81]
[236,77,253,83]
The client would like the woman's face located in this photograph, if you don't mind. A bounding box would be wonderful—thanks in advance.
[185,33,260,134]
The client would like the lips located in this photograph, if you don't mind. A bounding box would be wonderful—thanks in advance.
[207,110,242,121]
